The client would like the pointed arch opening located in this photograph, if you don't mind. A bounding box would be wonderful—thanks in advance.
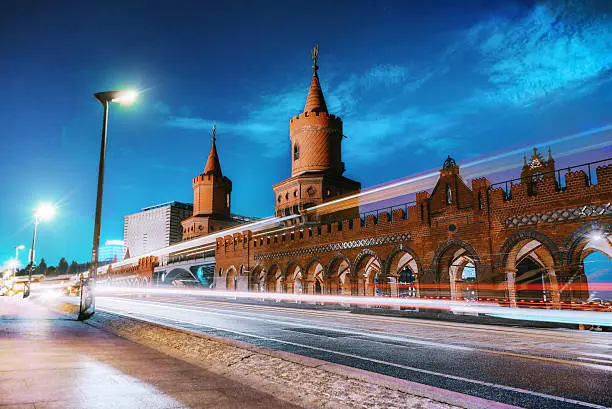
[502,234,560,308]
[386,246,421,298]
[565,222,612,304]
[265,264,284,293]
[432,239,481,301]
[353,250,383,297]
[304,258,325,295]
[285,261,304,295]
[225,267,237,291]
[327,254,352,295]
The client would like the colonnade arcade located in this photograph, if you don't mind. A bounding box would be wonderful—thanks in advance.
[218,221,612,308]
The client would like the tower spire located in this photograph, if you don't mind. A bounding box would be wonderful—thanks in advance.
[304,44,328,113]
[203,124,222,176]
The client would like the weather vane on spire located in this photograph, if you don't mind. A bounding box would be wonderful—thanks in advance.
[311,44,319,70]
[212,124,216,142]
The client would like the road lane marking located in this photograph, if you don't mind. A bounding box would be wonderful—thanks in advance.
[97,304,611,409]
[579,357,612,364]
[579,352,612,360]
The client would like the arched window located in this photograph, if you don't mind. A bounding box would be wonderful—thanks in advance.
[294,143,300,160]
[446,184,452,205]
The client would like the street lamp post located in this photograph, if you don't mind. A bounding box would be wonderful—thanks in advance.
[79,90,137,321]
[23,205,54,298]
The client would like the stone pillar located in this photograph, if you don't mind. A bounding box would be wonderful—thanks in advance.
[548,270,561,309]
[303,280,315,295]
[389,279,398,297]
[505,268,517,308]
[285,280,294,294]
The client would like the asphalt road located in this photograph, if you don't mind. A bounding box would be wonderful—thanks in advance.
[96,294,612,409]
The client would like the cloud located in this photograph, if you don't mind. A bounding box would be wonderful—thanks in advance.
[343,108,458,161]
[464,0,612,107]
[164,65,440,159]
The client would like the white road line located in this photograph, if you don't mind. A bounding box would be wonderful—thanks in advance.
[578,357,612,364]
[580,352,612,360]
[98,304,611,409]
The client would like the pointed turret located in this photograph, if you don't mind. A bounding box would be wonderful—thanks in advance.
[273,45,361,223]
[303,45,328,113]
[203,125,222,177]
[182,125,234,239]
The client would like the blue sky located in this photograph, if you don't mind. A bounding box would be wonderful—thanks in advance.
[1,0,611,266]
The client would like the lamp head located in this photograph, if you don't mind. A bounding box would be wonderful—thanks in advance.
[94,90,139,105]
[34,203,55,221]
[16,245,25,250]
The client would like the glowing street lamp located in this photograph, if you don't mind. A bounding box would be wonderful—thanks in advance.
[23,203,55,298]
[79,89,138,320]
[15,244,25,261]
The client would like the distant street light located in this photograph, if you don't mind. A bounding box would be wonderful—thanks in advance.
[23,203,55,298]
[11,244,25,275]
[79,90,138,321]
[15,244,25,261]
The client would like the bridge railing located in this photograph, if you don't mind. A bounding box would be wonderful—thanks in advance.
[488,157,612,200]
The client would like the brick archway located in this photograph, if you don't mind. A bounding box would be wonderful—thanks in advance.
[499,229,561,269]
[352,249,384,296]
[564,221,612,302]
[284,259,304,294]
[384,244,422,298]
[564,221,612,265]
[265,262,284,293]
[498,230,561,307]
[431,239,482,300]
[327,253,352,295]
[303,257,325,294]
[225,266,237,291]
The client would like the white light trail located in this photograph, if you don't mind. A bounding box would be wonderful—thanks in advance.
[96,286,612,327]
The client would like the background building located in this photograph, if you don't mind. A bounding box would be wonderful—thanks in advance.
[98,239,125,262]
[124,201,193,258]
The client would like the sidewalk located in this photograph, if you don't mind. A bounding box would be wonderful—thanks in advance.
[0,297,298,409]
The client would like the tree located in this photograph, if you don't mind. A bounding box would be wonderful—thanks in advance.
[56,257,69,275]
[35,258,47,276]
[46,266,57,277]
[68,261,78,275]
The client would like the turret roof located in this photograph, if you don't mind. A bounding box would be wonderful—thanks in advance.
[304,45,328,113]
[203,126,222,177]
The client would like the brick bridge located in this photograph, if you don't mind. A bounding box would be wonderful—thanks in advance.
[213,156,612,308]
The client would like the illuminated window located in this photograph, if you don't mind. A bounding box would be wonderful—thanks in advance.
[446,184,452,204]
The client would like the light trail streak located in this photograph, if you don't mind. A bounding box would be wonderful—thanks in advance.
[96,286,612,326]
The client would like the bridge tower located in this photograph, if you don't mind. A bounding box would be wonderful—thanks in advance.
[272,46,361,224]
[182,126,234,239]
